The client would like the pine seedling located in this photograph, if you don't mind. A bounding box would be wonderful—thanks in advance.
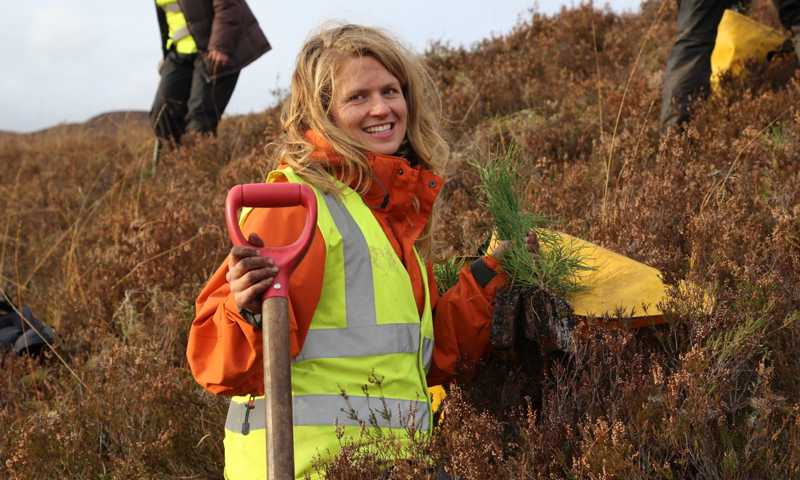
[433,257,466,295]
[472,146,590,298]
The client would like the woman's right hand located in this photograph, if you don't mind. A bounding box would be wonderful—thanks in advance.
[226,233,279,313]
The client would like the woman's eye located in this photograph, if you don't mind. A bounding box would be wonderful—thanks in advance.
[383,88,399,96]
[348,93,365,102]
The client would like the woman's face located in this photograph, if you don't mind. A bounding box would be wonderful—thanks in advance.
[331,56,408,155]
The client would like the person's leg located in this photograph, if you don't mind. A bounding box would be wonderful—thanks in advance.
[660,0,732,129]
[775,0,800,29]
[149,50,195,144]
[774,0,800,59]
[185,56,240,136]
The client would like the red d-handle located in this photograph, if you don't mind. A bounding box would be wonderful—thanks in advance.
[225,183,317,299]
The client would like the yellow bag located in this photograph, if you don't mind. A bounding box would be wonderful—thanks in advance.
[555,232,667,326]
[710,9,787,91]
[488,230,711,327]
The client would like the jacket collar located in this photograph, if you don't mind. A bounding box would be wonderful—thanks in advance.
[304,130,443,219]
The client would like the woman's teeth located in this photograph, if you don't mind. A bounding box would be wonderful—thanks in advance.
[364,124,392,134]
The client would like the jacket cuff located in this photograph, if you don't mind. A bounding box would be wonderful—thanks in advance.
[238,307,262,330]
[224,295,255,329]
[470,256,500,288]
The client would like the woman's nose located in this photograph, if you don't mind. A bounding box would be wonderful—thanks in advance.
[368,97,391,116]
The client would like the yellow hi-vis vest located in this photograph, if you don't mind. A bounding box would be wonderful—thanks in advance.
[156,0,198,54]
[223,167,435,480]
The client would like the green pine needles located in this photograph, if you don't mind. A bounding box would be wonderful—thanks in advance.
[433,256,466,295]
[472,146,591,298]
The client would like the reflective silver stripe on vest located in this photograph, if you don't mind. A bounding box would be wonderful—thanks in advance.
[171,26,190,42]
[295,192,422,362]
[296,323,419,361]
[422,337,433,372]
[226,396,430,432]
[162,3,181,12]
[323,192,375,328]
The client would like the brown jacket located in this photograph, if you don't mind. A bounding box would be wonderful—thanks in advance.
[155,0,271,78]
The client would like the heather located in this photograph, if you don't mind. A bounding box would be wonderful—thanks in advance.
[2,0,800,478]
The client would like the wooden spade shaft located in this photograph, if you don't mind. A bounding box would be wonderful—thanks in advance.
[262,297,294,480]
[224,182,317,480]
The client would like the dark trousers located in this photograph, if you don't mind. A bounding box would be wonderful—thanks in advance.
[660,0,800,128]
[149,50,240,144]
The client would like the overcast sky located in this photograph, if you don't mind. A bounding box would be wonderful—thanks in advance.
[2,1,641,133]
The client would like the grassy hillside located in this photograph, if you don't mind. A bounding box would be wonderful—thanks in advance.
[3,1,800,478]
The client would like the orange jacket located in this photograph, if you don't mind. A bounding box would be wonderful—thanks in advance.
[187,140,508,395]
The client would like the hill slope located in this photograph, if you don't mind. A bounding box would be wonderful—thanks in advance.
[2,1,800,478]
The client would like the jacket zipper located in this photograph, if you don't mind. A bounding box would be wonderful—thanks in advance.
[241,395,256,435]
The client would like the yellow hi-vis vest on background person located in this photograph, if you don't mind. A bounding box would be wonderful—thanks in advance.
[155,0,198,54]
[711,9,786,92]
[224,167,435,480]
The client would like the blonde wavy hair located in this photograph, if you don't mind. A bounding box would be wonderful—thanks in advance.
[274,24,449,194]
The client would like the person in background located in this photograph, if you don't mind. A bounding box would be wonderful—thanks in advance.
[660,0,800,129]
[187,24,537,479]
[150,0,270,159]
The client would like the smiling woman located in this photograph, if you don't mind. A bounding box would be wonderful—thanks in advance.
[187,23,538,479]
[331,56,408,155]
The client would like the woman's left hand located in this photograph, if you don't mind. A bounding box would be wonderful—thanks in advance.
[491,229,539,263]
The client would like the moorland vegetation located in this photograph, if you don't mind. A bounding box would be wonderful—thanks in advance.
[2,1,800,478]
